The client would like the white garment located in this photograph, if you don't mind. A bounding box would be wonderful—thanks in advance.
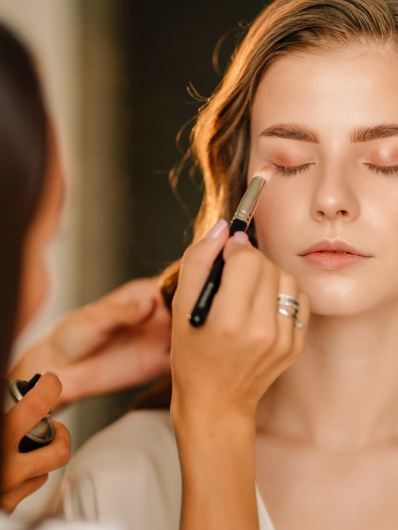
[59,410,275,530]
[0,511,121,530]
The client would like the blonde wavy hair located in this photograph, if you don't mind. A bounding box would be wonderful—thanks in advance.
[135,0,398,409]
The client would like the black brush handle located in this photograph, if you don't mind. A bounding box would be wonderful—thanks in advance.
[189,219,247,327]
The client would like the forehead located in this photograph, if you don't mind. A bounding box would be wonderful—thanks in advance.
[251,45,398,136]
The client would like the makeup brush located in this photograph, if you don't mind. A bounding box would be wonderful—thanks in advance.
[189,166,275,327]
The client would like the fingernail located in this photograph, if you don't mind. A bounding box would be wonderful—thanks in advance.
[139,299,155,312]
[43,371,59,379]
[233,232,249,245]
[205,219,228,240]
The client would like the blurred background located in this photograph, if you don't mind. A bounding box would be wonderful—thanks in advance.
[1,0,268,521]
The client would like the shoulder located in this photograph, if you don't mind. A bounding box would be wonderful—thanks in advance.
[59,410,181,529]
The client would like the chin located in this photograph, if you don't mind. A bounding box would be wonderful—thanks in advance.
[302,280,380,317]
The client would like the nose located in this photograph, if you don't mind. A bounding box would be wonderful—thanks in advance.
[311,166,360,223]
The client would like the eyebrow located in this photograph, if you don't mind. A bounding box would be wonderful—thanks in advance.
[351,124,398,142]
[259,124,319,143]
[259,123,398,144]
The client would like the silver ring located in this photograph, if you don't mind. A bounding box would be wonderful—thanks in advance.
[277,300,299,314]
[277,293,300,311]
[277,307,304,330]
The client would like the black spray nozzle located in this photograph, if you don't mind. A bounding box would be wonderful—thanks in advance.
[17,374,41,397]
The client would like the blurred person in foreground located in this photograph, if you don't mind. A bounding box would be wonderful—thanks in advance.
[0,21,171,519]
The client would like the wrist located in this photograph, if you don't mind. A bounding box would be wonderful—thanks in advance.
[171,398,256,451]
[172,398,258,530]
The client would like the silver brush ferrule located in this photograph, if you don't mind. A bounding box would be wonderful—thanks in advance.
[232,176,265,225]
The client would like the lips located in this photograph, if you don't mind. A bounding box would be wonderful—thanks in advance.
[300,239,372,270]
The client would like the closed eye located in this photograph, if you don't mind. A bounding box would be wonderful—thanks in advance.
[365,163,398,175]
[274,163,313,177]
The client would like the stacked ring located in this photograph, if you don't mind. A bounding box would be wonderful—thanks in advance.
[277,293,304,330]
[277,294,300,313]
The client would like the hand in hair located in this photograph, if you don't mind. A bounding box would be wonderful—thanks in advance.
[8,278,171,409]
[170,221,310,530]
[1,373,70,513]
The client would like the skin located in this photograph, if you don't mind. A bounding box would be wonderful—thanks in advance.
[172,42,398,530]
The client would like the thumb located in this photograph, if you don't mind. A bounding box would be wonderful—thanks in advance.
[4,372,61,449]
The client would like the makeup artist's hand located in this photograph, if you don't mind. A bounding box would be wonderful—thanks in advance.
[171,220,310,423]
[1,373,70,513]
[171,220,310,530]
[9,278,171,409]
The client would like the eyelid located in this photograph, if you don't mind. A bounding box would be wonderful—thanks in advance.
[275,162,313,170]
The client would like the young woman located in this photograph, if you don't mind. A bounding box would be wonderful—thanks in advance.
[60,0,398,529]
[0,21,171,518]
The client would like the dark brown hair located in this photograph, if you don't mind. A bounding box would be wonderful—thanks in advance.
[135,0,398,410]
[0,25,48,483]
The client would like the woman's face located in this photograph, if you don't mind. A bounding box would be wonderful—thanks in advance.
[248,44,398,316]
[15,129,64,334]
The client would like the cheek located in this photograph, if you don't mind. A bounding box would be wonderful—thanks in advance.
[253,182,304,264]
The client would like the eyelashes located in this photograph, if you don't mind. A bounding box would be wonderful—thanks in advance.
[364,163,398,175]
[274,162,398,176]
[274,163,313,176]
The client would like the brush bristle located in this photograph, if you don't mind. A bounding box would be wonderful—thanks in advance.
[253,165,275,183]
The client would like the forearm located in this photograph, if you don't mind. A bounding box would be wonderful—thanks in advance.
[173,408,259,530]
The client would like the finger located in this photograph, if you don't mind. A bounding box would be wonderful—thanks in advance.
[102,277,162,305]
[174,219,229,314]
[61,335,170,400]
[4,373,62,448]
[50,297,157,364]
[248,257,280,332]
[210,235,263,324]
[291,290,311,356]
[275,271,300,352]
[20,420,70,482]
[0,474,48,513]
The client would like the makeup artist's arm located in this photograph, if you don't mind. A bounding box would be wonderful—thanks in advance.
[8,278,171,409]
[171,222,310,530]
[1,373,70,513]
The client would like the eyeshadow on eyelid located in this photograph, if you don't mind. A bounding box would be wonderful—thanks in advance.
[273,153,312,166]
[367,151,398,165]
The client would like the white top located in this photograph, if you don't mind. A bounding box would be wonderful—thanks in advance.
[58,410,275,530]
[0,512,121,530]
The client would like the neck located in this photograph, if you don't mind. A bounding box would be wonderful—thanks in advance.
[257,300,398,450]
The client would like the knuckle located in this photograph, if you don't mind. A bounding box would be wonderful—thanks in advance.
[230,249,262,275]
[25,393,50,419]
[253,323,277,350]
[56,438,71,466]
[42,439,70,471]
[181,243,202,266]
[217,321,240,339]
[211,315,242,339]
[33,474,48,487]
